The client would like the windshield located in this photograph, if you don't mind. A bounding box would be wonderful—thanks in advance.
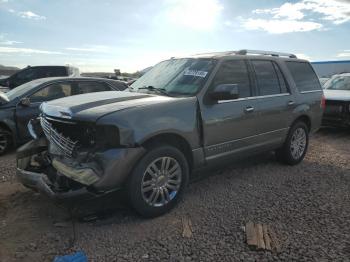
[5,78,47,101]
[324,75,350,90]
[130,58,216,96]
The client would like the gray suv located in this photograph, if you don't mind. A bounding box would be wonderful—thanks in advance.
[16,50,324,217]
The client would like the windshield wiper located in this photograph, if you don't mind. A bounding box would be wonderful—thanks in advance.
[137,86,170,96]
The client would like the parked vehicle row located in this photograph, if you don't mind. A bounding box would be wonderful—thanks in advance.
[15,50,324,217]
[322,73,350,127]
[0,77,128,154]
[0,65,79,91]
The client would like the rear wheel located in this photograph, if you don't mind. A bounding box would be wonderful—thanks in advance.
[276,121,309,165]
[127,145,189,217]
[0,128,11,155]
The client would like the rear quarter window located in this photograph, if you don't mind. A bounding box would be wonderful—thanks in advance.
[286,61,321,92]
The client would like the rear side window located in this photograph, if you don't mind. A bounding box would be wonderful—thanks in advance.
[77,81,111,94]
[286,62,321,92]
[251,60,283,96]
[273,63,288,93]
[211,60,252,98]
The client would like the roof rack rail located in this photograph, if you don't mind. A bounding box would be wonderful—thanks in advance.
[236,49,297,58]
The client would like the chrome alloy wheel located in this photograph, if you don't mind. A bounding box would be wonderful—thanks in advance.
[290,127,307,160]
[141,157,182,207]
[0,133,8,153]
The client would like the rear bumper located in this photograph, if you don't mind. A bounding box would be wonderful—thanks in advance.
[322,115,350,127]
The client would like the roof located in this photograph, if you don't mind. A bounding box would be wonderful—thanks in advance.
[31,76,124,83]
[174,49,304,61]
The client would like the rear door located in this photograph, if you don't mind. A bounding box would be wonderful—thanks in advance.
[250,59,294,146]
[200,59,260,161]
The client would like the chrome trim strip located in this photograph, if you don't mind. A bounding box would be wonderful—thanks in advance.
[218,93,290,104]
[205,127,288,152]
[300,90,323,94]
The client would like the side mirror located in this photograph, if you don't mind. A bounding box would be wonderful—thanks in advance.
[210,84,239,101]
[20,97,31,107]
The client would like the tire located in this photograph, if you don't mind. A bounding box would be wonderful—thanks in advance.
[276,121,309,165]
[0,128,12,156]
[127,144,189,218]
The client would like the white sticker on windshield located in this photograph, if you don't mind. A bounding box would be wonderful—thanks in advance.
[184,69,208,78]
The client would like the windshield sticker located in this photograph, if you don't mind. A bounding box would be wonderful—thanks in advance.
[184,70,208,78]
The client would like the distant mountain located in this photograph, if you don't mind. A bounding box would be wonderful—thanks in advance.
[0,65,20,70]
[0,65,20,76]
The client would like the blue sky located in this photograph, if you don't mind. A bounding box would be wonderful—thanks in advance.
[0,0,349,72]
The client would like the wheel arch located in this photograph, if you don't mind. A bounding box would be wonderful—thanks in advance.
[140,132,194,171]
[291,115,311,132]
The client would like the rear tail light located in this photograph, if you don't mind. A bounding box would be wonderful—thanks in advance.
[321,95,326,110]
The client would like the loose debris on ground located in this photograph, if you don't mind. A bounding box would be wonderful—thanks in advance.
[245,221,280,252]
[0,128,350,261]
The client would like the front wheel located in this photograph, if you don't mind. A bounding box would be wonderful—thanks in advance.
[127,145,189,218]
[276,121,309,165]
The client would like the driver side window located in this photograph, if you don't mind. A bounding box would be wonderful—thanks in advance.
[30,82,72,103]
[211,60,252,98]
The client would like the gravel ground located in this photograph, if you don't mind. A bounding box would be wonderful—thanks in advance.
[0,128,349,262]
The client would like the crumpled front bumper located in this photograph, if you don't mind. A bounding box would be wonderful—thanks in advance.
[16,137,145,203]
[16,168,98,203]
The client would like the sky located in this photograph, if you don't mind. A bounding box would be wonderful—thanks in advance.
[0,0,350,72]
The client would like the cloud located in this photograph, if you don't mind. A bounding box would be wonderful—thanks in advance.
[65,45,110,53]
[18,11,46,20]
[0,46,62,55]
[336,51,350,57]
[0,40,22,45]
[240,0,350,34]
[0,34,22,45]
[295,53,312,60]
[242,18,322,34]
[165,0,223,30]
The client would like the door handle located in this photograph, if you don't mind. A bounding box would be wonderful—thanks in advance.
[288,101,295,106]
[244,106,254,113]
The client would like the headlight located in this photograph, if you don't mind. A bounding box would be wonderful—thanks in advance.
[27,118,43,139]
[95,125,120,149]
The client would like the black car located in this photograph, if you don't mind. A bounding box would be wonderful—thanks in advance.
[0,65,79,90]
[323,73,350,127]
[0,77,127,154]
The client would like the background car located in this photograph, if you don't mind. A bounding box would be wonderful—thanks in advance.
[0,77,128,154]
[322,73,350,127]
[0,65,79,90]
[319,77,329,87]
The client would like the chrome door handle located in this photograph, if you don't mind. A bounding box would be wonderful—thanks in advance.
[288,101,295,106]
[245,106,254,113]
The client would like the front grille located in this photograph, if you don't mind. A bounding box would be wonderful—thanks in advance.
[40,117,78,158]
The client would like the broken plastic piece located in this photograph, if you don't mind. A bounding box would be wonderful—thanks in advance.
[53,251,87,262]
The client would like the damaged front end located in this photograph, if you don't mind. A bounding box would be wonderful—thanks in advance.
[16,116,145,204]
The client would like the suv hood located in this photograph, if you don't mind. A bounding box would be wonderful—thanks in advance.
[41,91,175,122]
[324,89,350,102]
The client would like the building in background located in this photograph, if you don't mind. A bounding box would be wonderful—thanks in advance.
[311,60,350,78]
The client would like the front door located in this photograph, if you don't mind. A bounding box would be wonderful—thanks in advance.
[200,59,260,162]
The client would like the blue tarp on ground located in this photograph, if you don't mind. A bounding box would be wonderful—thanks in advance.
[53,251,88,262]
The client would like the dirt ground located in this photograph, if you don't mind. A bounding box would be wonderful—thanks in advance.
[0,128,349,262]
